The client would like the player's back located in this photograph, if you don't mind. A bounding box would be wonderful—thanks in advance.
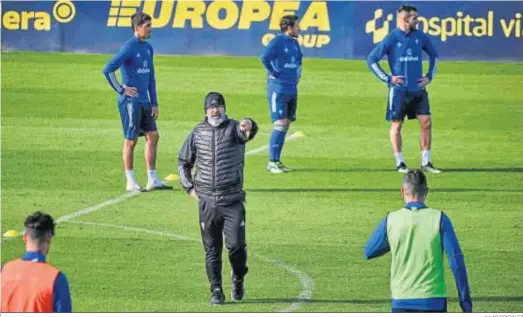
[386,207,446,299]
[1,259,60,312]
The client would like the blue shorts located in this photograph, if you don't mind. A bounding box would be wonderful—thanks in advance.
[392,299,447,313]
[118,97,157,140]
[386,88,431,121]
[267,90,297,122]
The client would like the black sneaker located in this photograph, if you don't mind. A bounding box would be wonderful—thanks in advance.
[421,162,442,174]
[231,274,245,301]
[396,162,408,173]
[210,287,225,305]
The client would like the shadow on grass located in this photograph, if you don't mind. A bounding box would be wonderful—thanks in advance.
[243,296,523,305]
[290,167,523,173]
[247,188,522,193]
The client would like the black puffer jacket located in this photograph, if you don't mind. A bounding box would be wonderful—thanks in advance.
[178,116,258,205]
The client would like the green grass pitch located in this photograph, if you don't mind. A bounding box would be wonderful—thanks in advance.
[1,51,522,312]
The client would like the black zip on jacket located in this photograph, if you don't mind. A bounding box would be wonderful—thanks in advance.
[178,117,258,205]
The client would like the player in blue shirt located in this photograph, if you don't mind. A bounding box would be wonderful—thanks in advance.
[103,12,172,192]
[261,15,303,173]
[367,5,441,174]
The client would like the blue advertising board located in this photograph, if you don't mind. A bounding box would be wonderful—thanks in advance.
[1,0,522,61]
[352,1,523,60]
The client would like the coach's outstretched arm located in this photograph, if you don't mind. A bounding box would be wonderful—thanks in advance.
[178,131,196,194]
[440,213,473,312]
[364,216,391,259]
[235,118,259,144]
[102,43,133,95]
[367,33,394,84]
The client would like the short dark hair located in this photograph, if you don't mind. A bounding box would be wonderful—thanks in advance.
[280,14,299,32]
[24,211,55,241]
[131,12,152,30]
[398,5,418,13]
[402,170,428,196]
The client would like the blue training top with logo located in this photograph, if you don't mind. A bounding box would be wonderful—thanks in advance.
[102,35,158,106]
[367,28,438,92]
[261,34,303,95]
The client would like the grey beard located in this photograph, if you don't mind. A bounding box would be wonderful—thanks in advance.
[208,114,227,127]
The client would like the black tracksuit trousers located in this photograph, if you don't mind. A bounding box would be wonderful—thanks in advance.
[198,199,248,291]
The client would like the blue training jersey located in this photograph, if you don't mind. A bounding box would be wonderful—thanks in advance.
[102,35,158,106]
[261,34,303,95]
[367,28,438,92]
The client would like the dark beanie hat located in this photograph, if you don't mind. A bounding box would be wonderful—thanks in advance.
[204,92,226,112]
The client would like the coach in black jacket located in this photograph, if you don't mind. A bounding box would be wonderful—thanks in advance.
[178,92,258,305]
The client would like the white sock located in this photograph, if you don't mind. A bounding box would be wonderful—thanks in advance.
[147,169,158,182]
[125,170,137,183]
[394,152,405,166]
[422,150,431,166]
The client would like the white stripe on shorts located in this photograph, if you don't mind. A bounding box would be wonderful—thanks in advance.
[271,91,277,113]
[126,102,133,128]
[388,87,395,111]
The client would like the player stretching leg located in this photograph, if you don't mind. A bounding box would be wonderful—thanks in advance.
[367,5,441,174]
[103,12,173,191]
[260,15,303,173]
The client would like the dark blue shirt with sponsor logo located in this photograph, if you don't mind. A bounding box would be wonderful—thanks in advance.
[261,34,303,95]
[102,35,158,106]
[367,28,438,92]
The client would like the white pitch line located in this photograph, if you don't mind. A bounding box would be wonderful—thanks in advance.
[7,135,305,239]
[9,192,141,238]
[67,220,313,312]
[57,132,304,228]
[251,254,314,313]
[68,220,194,241]
[4,133,312,310]
[55,191,140,224]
